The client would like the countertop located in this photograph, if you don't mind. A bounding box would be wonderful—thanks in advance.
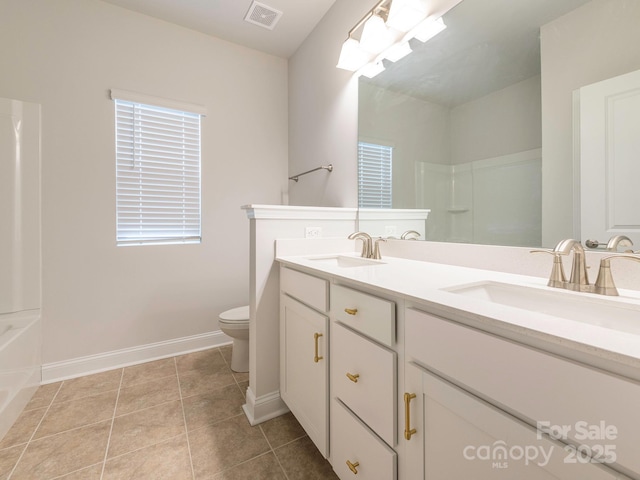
[276,253,640,373]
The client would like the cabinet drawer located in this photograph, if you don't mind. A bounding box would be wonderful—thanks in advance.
[331,284,395,346]
[331,399,397,480]
[332,322,396,446]
[406,308,640,476]
[281,267,328,312]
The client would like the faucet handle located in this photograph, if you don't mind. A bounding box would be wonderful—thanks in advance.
[594,254,640,296]
[530,249,567,288]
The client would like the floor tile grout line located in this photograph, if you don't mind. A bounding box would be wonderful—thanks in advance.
[99,367,125,480]
[49,461,103,480]
[6,381,63,480]
[175,356,196,480]
[258,424,292,480]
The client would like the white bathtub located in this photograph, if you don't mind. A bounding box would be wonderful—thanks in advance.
[0,310,41,441]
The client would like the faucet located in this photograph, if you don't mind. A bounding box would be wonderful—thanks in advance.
[348,232,372,258]
[401,230,421,240]
[553,239,590,291]
[606,235,633,252]
[585,235,633,252]
[533,239,640,296]
[531,239,589,291]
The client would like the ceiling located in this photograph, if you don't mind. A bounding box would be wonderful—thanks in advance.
[365,0,591,106]
[100,0,337,58]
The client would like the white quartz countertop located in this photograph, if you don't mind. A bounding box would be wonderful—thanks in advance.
[276,253,640,372]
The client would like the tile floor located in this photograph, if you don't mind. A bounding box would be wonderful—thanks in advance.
[0,346,339,480]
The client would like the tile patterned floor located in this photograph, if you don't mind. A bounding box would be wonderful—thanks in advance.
[0,346,339,480]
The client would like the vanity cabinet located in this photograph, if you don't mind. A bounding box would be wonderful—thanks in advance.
[403,308,636,480]
[278,261,639,480]
[279,267,329,457]
[330,284,398,480]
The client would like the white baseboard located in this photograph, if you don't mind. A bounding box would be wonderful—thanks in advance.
[42,331,232,384]
[242,386,289,425]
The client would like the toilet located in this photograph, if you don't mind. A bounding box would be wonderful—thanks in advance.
[219,305,250,373]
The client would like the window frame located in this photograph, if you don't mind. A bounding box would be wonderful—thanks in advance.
[111,90,206,247]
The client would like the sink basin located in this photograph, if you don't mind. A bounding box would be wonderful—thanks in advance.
[445,281,640,334]
[307,255,386,268]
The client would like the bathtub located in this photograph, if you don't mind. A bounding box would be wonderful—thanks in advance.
[0,310,41,441]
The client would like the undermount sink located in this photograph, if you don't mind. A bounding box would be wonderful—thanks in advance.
[307,255,386,268]
[445,281,640,334]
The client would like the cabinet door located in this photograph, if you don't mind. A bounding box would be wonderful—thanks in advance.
[403,362,628,480]
[280,294,329,457]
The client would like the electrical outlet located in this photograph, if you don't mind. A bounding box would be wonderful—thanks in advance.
[305,226,322,238]
[385,226,398,237]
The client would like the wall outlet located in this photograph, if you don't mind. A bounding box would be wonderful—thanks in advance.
[305,226,322,238]
[385,226,398,237]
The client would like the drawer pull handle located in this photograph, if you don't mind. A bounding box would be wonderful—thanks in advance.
[404,392,417,440]
[346,460,360,474]
[344,308,358,316]
[346,372,360,383]
[313,333,323,363]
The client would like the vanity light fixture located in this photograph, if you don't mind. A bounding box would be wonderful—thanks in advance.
[336,0,447,78]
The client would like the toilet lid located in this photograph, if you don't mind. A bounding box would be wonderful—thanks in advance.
[220,305,250,321]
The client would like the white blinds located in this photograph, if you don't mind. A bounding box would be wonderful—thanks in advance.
[358,142,393,209]
[115,99,202,246]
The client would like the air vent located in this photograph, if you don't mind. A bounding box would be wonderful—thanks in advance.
[244,1,283,30]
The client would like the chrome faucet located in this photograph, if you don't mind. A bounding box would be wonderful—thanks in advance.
[348,232,372,258]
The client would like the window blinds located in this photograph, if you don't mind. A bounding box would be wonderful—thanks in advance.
[358,142,393,209]
[114,99,202,246]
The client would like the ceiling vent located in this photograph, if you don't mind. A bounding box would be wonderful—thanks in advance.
[244,1,283,30]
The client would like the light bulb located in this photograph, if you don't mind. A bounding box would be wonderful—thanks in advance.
[386,0,429,32]
[336,38,372,71]
[383,42,412,62]
[358,61,386,79]
[360,14,396,55]
[412,17,446,42]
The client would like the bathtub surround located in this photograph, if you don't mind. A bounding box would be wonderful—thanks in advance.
[0,99,42,442]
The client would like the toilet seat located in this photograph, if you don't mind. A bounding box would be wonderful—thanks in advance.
[219,305,249,322]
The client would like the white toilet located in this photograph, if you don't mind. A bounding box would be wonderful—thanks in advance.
[219,305,250,373]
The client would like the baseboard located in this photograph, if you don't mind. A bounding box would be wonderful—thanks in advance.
[42,330,232,384]
[242,386,289,425]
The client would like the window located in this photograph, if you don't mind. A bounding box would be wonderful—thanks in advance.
[112,90,205,246]
[358,141,393,208]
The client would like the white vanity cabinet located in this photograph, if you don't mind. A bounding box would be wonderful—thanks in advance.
[403,308,637,480]
[330,284,398,480]
[279,267,329,457]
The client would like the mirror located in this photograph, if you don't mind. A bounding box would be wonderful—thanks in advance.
[358,0,637,247]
